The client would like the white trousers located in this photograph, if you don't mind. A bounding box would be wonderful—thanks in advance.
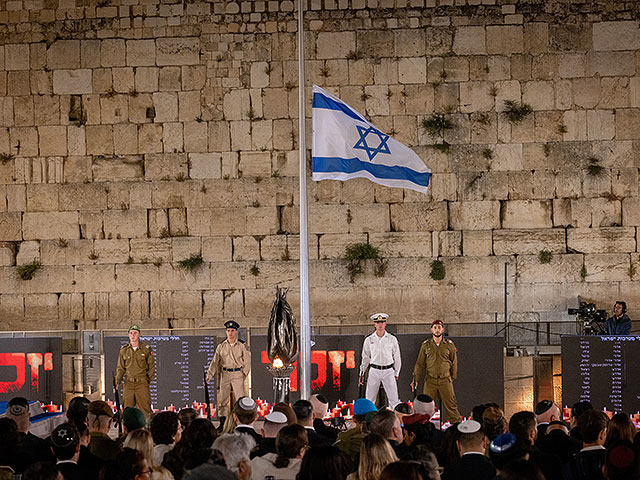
[366,367,400,409]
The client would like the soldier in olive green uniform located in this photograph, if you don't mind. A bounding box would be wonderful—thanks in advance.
[115,324,155,419]
[206,320,251,428]
[411,319,460,423]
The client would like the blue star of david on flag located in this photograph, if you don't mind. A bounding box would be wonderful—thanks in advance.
[311,85,431,193]
[353,125,391,161]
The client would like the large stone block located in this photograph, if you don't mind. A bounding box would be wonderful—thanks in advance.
[53,70,92,95]
[390,203,448,232]
[126,40,156,66]
[59,184,107,211]
[73,265,116,292]
[493,229,566,255]
[47,40,80,69]
[462,230,492,256]
[348,204,389,233]
[92,156,143,181]
[316,32,355,59]
[502,200,552,229]
[26,184,58,212]
[232,235,260,261]
[318,233,367,260]
[103,210,147,239]
[487,26,523,54]
[567,227,636,254]
[115,264,160,291]
[209,207,247,235]
[586,52,635,77]
[583,253,630,282]
[23,212,79,240]
[130,238,171,263]
[593,21,640,51]
[459,81,493,113]
[238,151,271,177]
[453,26,486,55]
[145,153,188,181]
[449,201,500,230]
[25,294,58,322]
[93,239,130,264]
[156,37,200,66]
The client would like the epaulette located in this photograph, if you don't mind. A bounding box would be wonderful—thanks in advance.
[238,339,245,344]
[120,343,129,350]
[446,339,453,344]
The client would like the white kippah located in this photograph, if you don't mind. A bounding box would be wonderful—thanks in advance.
[265,411,288,424]
[238,397,256,410]
[458,419,481,434]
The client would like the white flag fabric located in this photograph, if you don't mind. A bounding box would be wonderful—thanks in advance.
[311,85,431,193]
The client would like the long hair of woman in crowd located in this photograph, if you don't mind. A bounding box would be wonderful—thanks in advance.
[274,424,308,469]
[163,418,218,479]
[295,446,349,480]
[355,433,399,480]
[605,413,637,448]
[379,461,425,480]
[124,429,173,480]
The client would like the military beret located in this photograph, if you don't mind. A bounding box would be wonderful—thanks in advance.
[403,413,430,426]
[370,313,389,322]
[431,320,443,326]
[353,398,377,416]
[88,400,114,418]
[224,320,240,330]
[123,407,146,431]
[128,324,141,332]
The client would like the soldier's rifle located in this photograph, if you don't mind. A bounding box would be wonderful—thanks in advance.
[112,372,123,436]
[203,368,211,420]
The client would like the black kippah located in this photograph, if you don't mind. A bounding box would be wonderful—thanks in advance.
[535,400,553,415]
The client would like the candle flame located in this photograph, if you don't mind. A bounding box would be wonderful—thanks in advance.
[272,357,284,368]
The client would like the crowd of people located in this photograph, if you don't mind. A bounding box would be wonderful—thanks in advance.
[1,392,639,480]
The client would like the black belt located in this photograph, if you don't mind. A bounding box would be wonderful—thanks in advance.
[222,367,242,372]
[126,377,147,382]
[370,364,393,370]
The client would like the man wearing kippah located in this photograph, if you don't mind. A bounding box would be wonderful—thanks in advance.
[411,319,460,423]
[359,313,402,409]
[115,324,155,419]
[206,320,251,430]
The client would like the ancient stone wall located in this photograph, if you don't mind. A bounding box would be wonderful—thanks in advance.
[1,0,640,336]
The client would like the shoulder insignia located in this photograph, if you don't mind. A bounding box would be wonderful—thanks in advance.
[120,344,128,350]
[238,339,245,344]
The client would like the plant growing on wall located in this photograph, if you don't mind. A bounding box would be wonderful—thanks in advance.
[502,100,533,124]
[345,243,380,283]
[586,157,604,176]
[538,250,553,264]
[178,254,204,272]
[17,261,41,280]
[422,113,454,152]
[0,153,15,164]
[430,259,445,281]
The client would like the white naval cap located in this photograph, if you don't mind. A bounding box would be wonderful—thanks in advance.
[371,313,389,322]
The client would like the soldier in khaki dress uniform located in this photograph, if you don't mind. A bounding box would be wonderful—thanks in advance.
[411,319,461,423]
[206,320,251,427]
[115,324,155,419]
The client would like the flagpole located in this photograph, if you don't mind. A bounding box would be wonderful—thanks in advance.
[297,0,311,400]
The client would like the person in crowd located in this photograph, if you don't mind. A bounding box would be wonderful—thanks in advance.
[605,301,631,335]
[163,418,218,480]
[124,428,173,480]
[401,413,438,461]
[250,423,308,480]
[498,459,545,480]
[534,400,563,442]
[88,400,122,461]
[348,432,398,480]
[441,420,494,480]
[254,411,289,458]
[50,422,82,480]
[310,394,341,441]
[150,411,182,467]
[212,433,255,480]
[177,408,198,431]
[0,417,32,475]
[413,395,436,419]
[359,313,402,409]
[6,396,55,463]
[508,410,562,480]
[292,399,333,447]
[369,409,405,458]
[604,412,637,448]
[603,440,640,480]
[481,405,507,445]
[563,408,609,480]
[295,445,349,480]
[411,320,460,424]
[76,421,104,478]
[436,422,461,468]
[569,401,593,442]
[273,403,298,426]
[335,398,377,468]
[115,325,155,420]
[487,433,529,473]
[206,320,251,431]
[379,461,425,480]
[22,463,64,480]
[182,463,236,480]
[536,420,581,464]
[114,447,153,480]
[118,407,147,445]
[66,396,91,430]
[233,397,262,449]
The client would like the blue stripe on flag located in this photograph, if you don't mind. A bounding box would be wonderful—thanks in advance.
[312,92,364,123]
[312,156,431,187]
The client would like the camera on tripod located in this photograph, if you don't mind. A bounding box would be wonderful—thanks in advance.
[568,298,607,334]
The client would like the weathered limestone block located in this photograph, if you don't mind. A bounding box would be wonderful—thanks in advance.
[209,261,258,290]
[262,89,289,119]
[487,26,523,54]
[582,170,611,198]
[73,265,116,292]
[369,232,432,258]
[615,109,640,140]
[53,69,92,94]
[126,40,155,66]
[494,229,566,255]
[178,91,201,122]
[23,212,79,240]
[600,77,629,109]
[150,291,173,319]
[26,184,58,212]
[92,239,130,264]
[156,37,199,66]
[590,198,621,227]
[25,294,58,321]
[108,291,129,319]
[316,32,355,59]
[438,231,462,256]
[611,169,638,198]
[171,237,201,263]
[169,208,188,237]
[502,200,552,229]
[209,207,247,235]
[138,124,163,153]
[221,289,244,318]
[152,181,202,208]
[398,57,426,84]
[593,22,640,52]
[453,26,486,55]
[587,52,635,77]
[507,171,555,201]
[78,211,104,240]
[200,236,233,263]
[152,92,178,122]
[306,204,348,234]
[459,81,493,113]
[230,122,251,151]
[58,292,84,322]
[253,261,300,289]
[347,204,389,233]
[246,205,279,235]
[16,240,39,266]
[129,291,150,320]
[86,125,114,156]
[572,77,600,109]
[567,227,635,253]
[622,197,640,226]
[173,291,202,318]
[130,238,171,263]
[103,210,147,239]
[59,184,108,211]
[395,29,425,57]
[318,233,367,259]
[145,153,188,180]
[449,201,500,230]
[115,264,161,291]
[232,235,260,261]
[390,203,448,231]
[443,57,470,83]
[583,253,630,282]
[202,290,223,318]
[462,230,492,256]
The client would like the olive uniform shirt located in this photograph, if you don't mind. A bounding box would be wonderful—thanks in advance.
[413,337,457,381]
[115,341,155,384]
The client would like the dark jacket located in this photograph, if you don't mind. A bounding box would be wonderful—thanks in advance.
[78,445,103,480]
[562,447,606,480]
[313,418,340,441]
[442,452,496,480]
[305,427,333,448]
[89,432,121,461]
[538,429,582,464]
[605,315,631,335]
[235,426,263,448]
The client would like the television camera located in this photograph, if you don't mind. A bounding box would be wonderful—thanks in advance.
[568,297,607,335]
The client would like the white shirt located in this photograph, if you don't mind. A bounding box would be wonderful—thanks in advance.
[360,331,401,376]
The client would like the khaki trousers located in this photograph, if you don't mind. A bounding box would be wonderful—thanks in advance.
[217,370,246,417]
[123,379,152,419]
[424,376,460,423]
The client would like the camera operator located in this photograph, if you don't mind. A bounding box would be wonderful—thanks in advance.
[605,301,631,335]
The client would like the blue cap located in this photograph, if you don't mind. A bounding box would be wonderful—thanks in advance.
[353,398,377,416]
[490,433,517,453]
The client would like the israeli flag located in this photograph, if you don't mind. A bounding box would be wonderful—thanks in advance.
[311,85,431,193]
